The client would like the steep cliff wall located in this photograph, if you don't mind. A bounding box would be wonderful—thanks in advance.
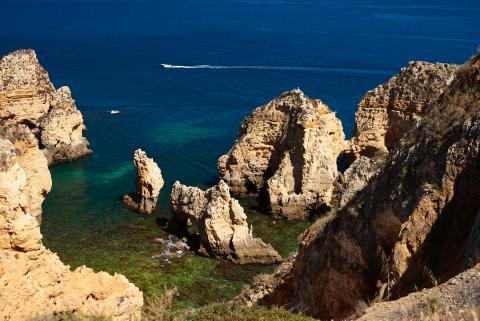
[0,49,142,320]
[0,136,143,320]
[291,53,480,320]
[238,53,480,320]
[219,89,345,220]
[346,61,458,163]
[0,49,91,165]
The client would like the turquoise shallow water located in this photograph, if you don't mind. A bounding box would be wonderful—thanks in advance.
[1,0,479,308]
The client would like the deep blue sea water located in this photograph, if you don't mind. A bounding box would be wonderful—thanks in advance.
[1,0,479,308]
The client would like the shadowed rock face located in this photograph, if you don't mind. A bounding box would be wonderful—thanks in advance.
[353,264,480,321]
[123,149,164,214]
[0,49,91,165]
[0,137,143,321]
[170,180,281,264]
[219,89,346,221]
[237,54,480,320]
[346,61,458,163]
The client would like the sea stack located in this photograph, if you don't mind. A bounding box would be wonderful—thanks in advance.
[170,180,281,264]
[218,89,346,221]
[0,49,92,165]
[123,149,164,214]
[236,54,480,320]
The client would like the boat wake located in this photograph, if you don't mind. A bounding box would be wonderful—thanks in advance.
[160,64,393,75]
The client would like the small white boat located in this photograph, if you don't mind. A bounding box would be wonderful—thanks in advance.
[161,64,173,68]
[110,110,120,114]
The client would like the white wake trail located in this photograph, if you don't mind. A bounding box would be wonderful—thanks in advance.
[160,64,393,75]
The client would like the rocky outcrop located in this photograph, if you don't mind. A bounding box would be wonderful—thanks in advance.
[332,156,383,211]
[219,89,346,220]
[244,53,480,320]
[123,149,164,214]
[353,264,480,321]
[0,49,91,165]
[0,123,52,223]
[233,257,296,307]
[170,180,281,264]
[346,61,458,163]
[0,137,143,320]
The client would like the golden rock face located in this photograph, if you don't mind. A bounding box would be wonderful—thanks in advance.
[219,89,346,221]
[0,50,143,321]
[0,49,91,165]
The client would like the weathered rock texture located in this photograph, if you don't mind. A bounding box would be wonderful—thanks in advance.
[0,137,143,320]
[123,149,164,214]
[331,156,383,211]
[353,264,480,321]
[170,180,281,264]
[233,257,297,308]
[0,49,91,165]
[242,53,480,320]
[218,89,346,220]
[346,61,458,163]
[0,123,52,222]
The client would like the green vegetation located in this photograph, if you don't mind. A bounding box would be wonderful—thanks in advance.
[163,303,318,321]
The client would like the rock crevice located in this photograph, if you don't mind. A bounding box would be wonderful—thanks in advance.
[170,180,281,264]
[219,89,346,220]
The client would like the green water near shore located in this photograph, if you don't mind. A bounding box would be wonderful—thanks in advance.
[41,158,309,309]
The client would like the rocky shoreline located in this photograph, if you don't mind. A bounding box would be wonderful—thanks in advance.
[1,46,479,321]
[0,50,142,320]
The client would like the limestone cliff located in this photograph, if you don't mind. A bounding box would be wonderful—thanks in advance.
[0,49,91,165]
[219,89,346,220]
[0,137,143,320]
[170,180,281,264]
[123,149,164,214]
[0,123,52,223]
[346,61,458,163]
[238,53,480,320]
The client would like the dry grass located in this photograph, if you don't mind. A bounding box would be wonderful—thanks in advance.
[143,287,179,321]
[418,307,479,321]
[162,303,317,321]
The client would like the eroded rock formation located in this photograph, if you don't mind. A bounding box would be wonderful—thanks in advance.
[123,149,164,214]
[170,180,281,264]
[0,137,143,320]
[0,49,91,165]
[233,257,297,308]
[218,89,346,220]
[239,53,480,320]
[0,123,52,222]
[346,61,458,163]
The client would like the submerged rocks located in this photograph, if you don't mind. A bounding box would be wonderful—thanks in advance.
[346,61,458,163]
[219,89,346,220]
[0,137,143,320]
[0,49,91,165]
[123,149,164,214]
[170,180,281,264]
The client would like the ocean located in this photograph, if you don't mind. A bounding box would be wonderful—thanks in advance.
[1,0,479,308]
